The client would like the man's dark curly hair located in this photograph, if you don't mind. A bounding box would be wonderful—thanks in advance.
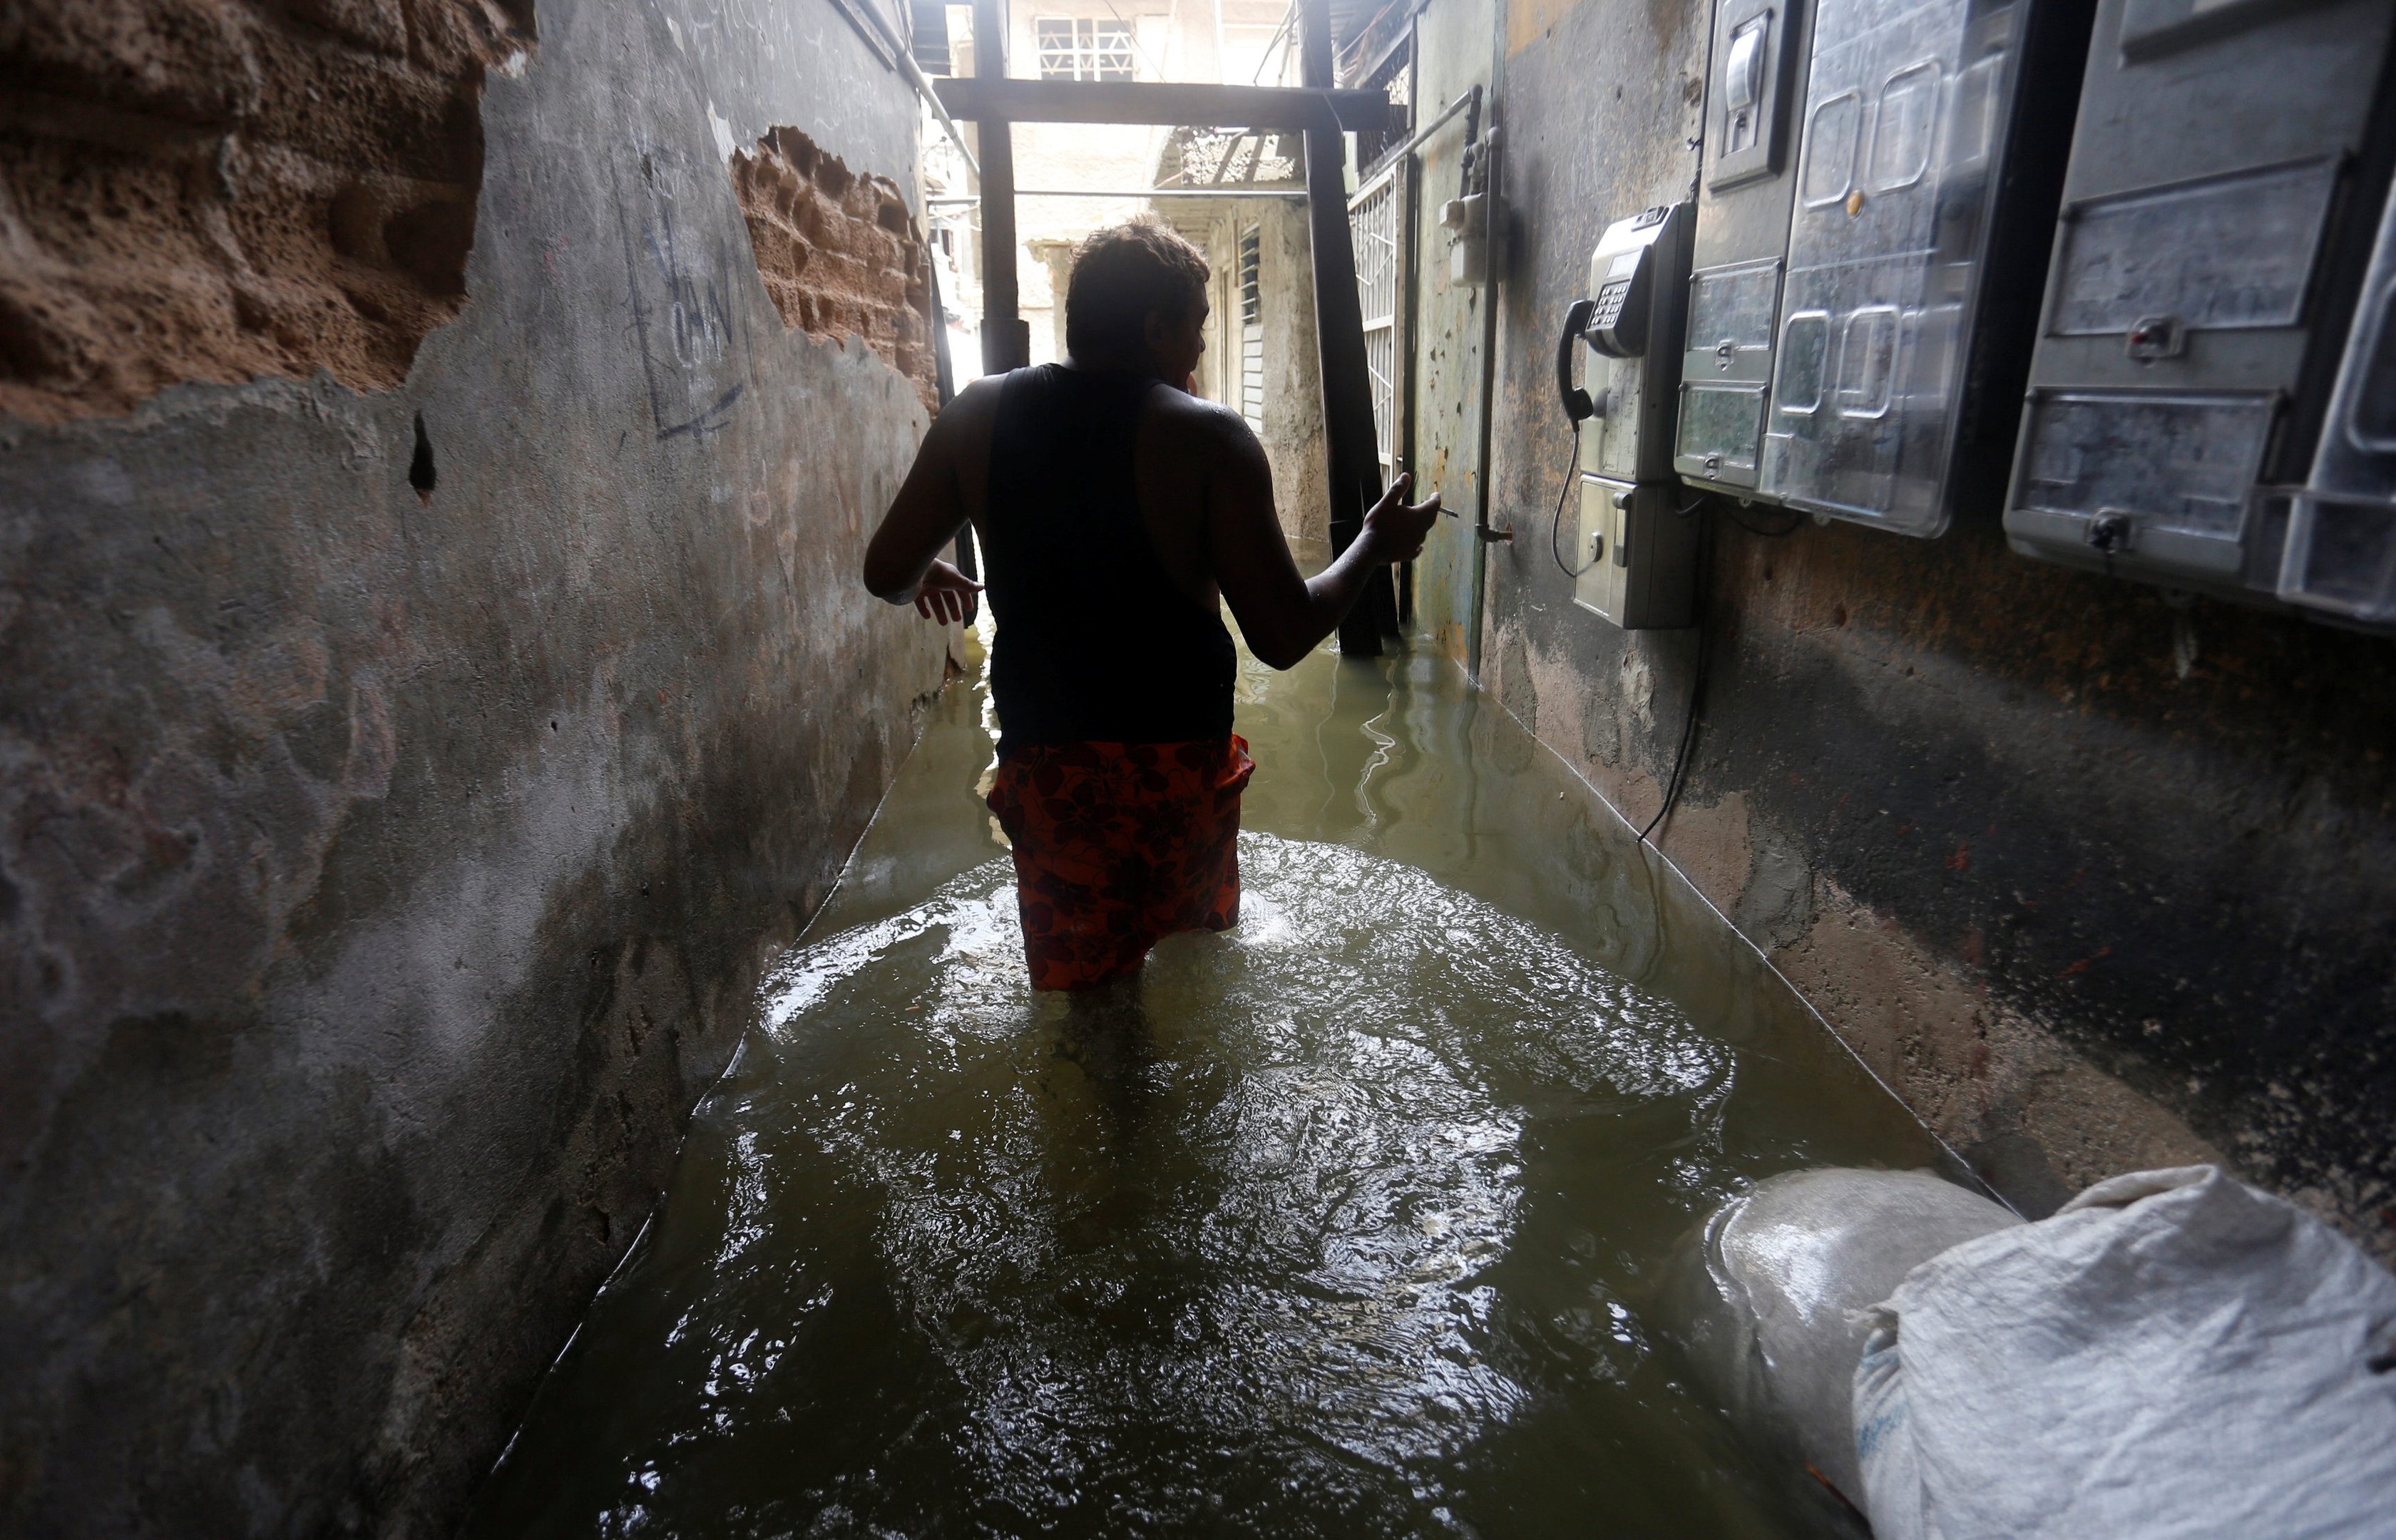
[1065,217,1211,364]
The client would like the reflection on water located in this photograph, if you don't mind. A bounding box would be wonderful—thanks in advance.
[466,630,1935,1539]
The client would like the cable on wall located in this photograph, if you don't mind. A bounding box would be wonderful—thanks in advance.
[1720,500,1806,538]
[1638,509,1715,845]
[1547,429,1593,581]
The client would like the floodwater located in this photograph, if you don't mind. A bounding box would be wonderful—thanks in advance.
[466,620,1944,1539]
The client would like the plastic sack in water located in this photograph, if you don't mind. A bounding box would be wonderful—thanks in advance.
[1662,1167,2020,1509]
[1853,1164,2396,1540]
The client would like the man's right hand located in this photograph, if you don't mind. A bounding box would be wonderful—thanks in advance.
[912,558,984,625]
[1358,473,1443,565]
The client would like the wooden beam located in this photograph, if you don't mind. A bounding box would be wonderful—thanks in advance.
[1299,0,1398,654]
[933,77,1401,134]
[971,0,1029,374]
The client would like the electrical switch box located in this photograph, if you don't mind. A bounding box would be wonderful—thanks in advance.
[1575,478,1703,630]
[2004,0,2396,610]
[1676,0,2091,535]
[1563,204,1702,629]
[1680,0,1816,493]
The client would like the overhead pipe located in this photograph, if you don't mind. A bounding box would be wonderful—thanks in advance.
[826,0,981,178]
[926,188,1309,202]
[1362,82,1478,198]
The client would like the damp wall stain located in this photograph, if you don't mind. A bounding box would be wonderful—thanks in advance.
[0,0,945,1534]
[1480,0,2395,1259]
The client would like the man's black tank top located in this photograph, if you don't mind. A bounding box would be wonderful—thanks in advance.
[980,364,1235,759]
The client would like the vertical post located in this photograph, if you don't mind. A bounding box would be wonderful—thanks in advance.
[1299,0,1396,654]
[973,0,1029,374]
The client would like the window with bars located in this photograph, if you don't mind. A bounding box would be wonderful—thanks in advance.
[1035,18,1136,81]
[1239,227,1264,434]
[908,0,952,74]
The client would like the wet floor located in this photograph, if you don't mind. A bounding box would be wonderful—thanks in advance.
[466,620,1943,1539]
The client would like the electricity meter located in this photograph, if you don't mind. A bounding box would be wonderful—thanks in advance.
[1679,0,1816,493]
[1440,194,1491,287]
[1696,0,2089,536]
[2004,0,2396,610]
[1556,203,1701,627]
[1711,0,1808,192]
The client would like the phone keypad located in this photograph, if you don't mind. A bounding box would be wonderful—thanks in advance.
[1589,278,1632,334]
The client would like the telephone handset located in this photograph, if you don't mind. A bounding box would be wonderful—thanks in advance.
[1555,297,1597,423]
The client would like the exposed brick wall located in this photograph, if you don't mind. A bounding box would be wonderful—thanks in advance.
[0,0,533,425]
[731,126,938,413]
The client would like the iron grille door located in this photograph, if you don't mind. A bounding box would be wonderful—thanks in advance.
[1349,165,1406,478]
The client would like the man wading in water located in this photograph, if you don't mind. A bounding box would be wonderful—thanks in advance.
[864,217,1442,990]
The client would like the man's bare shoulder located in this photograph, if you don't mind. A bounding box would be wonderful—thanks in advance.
[938,374,1005,437]
[1142,385,1264,461]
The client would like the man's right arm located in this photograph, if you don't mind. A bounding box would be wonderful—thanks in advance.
[1205,415,1441,669]
[861,377,999,623]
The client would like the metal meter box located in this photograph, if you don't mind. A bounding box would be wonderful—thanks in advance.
[2004,0,2396,606]
[1679,0,1816,493]
[2284,169,2396,631]
[1676,0,2092,535]
[1575,480,1701,628]
[1567,204,1701,628]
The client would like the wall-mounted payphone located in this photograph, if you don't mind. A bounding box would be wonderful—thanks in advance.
[1557,203,1700,627]
[1674,0,2091,534]
[2002,0,2396,623]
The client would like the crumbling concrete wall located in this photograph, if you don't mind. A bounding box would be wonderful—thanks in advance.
[0,0,946,1534]
[731,125,939,414]
[0,0,534,425]
[1476,0,2396,1261]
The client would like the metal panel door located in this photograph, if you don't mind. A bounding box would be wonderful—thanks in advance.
[1405,0,1498,668]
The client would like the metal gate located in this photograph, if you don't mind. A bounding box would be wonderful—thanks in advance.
[1349,164,1406,481]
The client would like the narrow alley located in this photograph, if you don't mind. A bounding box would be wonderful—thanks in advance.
[3,0,2393,1535]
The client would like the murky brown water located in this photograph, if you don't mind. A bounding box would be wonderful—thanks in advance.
[466,622,1940,1539]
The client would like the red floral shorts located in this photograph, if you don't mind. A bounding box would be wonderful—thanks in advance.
[984,736,1256,991]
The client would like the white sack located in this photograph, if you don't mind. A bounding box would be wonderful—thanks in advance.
[1664,1168,2020,1503]
[1853,1164,2396,1540]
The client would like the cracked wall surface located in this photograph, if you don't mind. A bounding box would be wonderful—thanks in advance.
[1477,0,2395,1263]
[0,0,943,1534]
